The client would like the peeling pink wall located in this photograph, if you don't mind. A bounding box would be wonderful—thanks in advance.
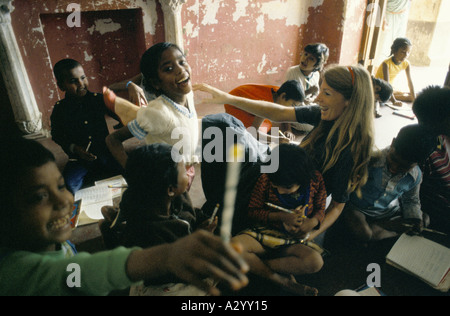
[183,0,312,92]
[10,0,164,130]
[6,0,365,131]
[182,0,365,96]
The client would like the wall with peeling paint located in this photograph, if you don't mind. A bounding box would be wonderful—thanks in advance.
[8,0,164,130]
[182,0,366,97]
[183,0,324,91]
[4,0,366,131]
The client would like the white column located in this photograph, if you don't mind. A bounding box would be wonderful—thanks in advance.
[0,0,43,136]
[159,0,186,50]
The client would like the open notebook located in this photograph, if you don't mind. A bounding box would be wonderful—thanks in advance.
[386,234,450,292]
[74,175,127,226]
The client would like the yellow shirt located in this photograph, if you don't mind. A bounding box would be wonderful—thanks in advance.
[375,58,410,84]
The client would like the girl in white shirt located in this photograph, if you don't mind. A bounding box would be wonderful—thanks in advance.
[106,42,199,189]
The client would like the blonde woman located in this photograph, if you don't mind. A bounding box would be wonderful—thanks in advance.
[194,65,375,240]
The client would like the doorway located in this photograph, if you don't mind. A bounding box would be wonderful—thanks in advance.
[359,0,449,91]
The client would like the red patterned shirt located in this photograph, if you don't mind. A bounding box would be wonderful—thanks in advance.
[247,171,327,229]
[422,135,450,204]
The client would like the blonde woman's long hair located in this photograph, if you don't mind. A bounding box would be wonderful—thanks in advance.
[301,65,375,197]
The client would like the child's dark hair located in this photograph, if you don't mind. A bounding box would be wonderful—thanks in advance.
[53,59,82,84]
[119,143,179,221]
[372,77,393,103]
[413,85,450,133]
[140,42,185,95]
[390,37,412,56]
[304,43,330,72]
[267,144,317,189]
[0,137,56,240]
[275,80,305,103]
[392,124,435,163]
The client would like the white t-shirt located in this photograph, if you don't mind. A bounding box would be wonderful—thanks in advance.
[128,92,199,163]
[286,66,321,101]
[285,66,320,132]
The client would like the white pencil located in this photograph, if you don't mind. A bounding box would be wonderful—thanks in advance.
[85,141,92,152]
[209,203,220,225]
[278,130,288,139]
[221,144,244,242]
[265,202,294,214]
[402,224,447,236]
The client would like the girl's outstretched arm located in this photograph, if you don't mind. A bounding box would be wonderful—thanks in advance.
[194,83,297,123]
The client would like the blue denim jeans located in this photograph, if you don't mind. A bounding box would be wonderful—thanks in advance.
[63,153,123,194]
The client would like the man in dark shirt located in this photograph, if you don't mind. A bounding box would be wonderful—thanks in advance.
[51,59,123,193]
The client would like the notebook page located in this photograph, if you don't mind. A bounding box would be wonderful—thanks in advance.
[74,185,113,220]
[386,234,450,286]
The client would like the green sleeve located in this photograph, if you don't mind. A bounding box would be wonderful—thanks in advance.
[0,246,141,296]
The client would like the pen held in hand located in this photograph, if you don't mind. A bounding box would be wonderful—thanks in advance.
[265,202,307,219]
[85,141,92,152]
[265,202,294,214]
[209,203,220,225]
[402,224,447,236]
[278,130,288,139]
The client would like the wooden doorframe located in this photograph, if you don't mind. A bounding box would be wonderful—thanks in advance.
[358,0,388,74]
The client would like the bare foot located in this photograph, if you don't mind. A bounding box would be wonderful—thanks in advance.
[272,274,318,296]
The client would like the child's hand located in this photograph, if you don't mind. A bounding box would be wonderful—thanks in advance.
[306,86,319,97]
[293,218,318,238]
[127,82,148,107]
[393,100,404,107]
[73,145,97,161]
[198,216,218,233]
[284,131,296,142]
[282,205,318,238]
[101,205,119,222]
[404,218,423,236]
[281,212,305,235]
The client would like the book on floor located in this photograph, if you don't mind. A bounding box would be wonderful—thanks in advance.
[386,233,450,292]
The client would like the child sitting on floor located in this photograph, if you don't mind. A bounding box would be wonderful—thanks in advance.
[224,80,305,141]
[285,42,329,132]
[50,59,123,194]
[375,37,415,107]
[342,124,435,243]
[120,143,216,248]
[102,143,218,295]
[105,42,199,190]
[286,43,329,104]
[413,86,450,234]
[231,144,327,296]
[0,137,248,296]
[372,76,393,118]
